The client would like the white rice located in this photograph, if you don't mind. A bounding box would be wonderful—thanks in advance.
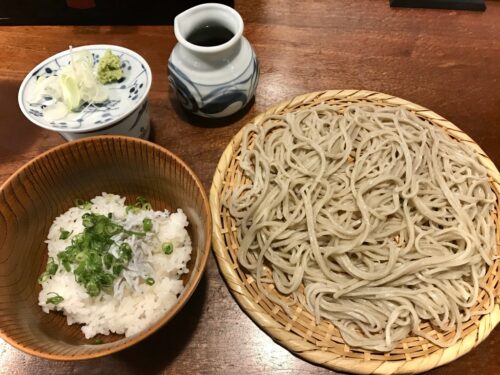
[38,193,192,338]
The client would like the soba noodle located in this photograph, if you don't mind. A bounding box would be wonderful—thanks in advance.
[223,104,496,351]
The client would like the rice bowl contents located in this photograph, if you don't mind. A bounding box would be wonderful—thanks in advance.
[38,193,192,339]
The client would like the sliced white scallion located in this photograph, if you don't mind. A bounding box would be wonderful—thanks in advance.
[42,101,68,121]
[29,48,110,123]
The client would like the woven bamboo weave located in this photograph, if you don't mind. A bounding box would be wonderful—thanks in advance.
[210,90,499,374]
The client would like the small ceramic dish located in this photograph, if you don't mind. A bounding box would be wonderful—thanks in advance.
[18,45,152,140]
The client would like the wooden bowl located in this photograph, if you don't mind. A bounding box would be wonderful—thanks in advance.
[0,136,211,360]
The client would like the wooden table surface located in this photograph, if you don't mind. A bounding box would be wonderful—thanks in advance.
[0,1,499,374]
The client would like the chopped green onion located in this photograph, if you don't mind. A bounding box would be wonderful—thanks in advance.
[46,292,64,305]
[46,259,58,276]
[86,280,100,297]
[136,196,148,205]
[93,338,104,345]
[40,197,155,298]
[105,223,121,235]
[137,196,152,210]
[126,196,152,214]
[90,253,104,273]
[75,199,92,209]
[53,212,129,295]
[82,213,94,228]
[112,264,123,276]
[126,205,140,214]
[123,229,146,237]
[75,251,87,263]
[39,257,59,283]
[62,259,71,272]
[99,272,114,288]
[145,277,155,286]
[59,228,73,240]
[142,218,153,232]
[71,234,83,246]
[38,273,50,283]
[119,243,132,261]
[94,220,105,234]
[162,242,173,255]
[103,253,114,269]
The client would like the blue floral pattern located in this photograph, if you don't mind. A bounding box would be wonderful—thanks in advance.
[20,47,150,130]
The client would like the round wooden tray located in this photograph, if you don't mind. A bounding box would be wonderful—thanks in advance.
[210,90,500,374]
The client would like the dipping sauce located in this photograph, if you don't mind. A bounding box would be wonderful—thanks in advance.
[186,23,234,47]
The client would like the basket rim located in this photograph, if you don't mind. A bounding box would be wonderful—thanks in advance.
[209,89,500,374]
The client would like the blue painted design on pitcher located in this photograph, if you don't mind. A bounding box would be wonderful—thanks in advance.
[168,52,259,118]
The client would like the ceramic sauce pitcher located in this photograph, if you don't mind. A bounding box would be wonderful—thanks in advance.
[168,3,259,118]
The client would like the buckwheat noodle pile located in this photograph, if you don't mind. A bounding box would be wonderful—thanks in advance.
[223,104,496,351]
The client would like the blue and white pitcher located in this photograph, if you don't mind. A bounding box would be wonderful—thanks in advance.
[168,3,259,118]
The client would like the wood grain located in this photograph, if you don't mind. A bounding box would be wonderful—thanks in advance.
[0,136,211,360]
[0,0,499,373]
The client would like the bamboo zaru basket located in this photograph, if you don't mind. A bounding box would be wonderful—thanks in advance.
[210,90,499,374]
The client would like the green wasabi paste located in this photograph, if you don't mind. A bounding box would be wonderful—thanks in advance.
[97,50,122,84]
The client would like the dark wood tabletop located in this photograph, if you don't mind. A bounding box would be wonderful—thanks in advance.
[0,1,499,374]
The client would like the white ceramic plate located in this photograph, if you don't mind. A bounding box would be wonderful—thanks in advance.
[18,44,152,134]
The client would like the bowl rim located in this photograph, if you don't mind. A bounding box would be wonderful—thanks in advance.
[17,44,153,134]
[0,135,211,361]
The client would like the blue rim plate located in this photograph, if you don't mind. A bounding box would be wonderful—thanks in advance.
[18,44,152,133]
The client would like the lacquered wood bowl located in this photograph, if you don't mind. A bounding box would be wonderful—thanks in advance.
[0,136,211,360]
